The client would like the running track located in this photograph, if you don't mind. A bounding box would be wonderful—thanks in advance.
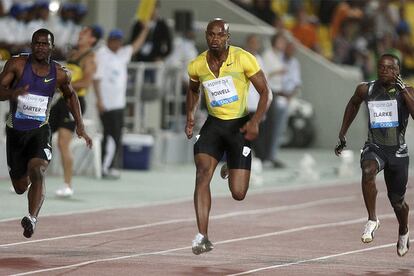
[1,180,413,275]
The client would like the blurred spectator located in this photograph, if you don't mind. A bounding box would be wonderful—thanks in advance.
[158,10,198,129]
[270,41,301,167]
[7,3,29,54]
[395,5,414,78]
[373,0,399,38]
[317,0,339,26]
[130,1,171,62]
[0,0,11,59]
[246,34,265,113]
[251,0,277,25]
[333,18,356,64]
[330,0,363,40]
[50,25,102,197]
[245,33,272,169]
[260,32,286,166]
[289,6,320,53]
[94,26,149,179]
[49,3,88,60]
[245,33,270,186]
[165,10,198,86]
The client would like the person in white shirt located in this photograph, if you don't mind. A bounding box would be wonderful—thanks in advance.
[94,26,148,179]
[245,33,272,186]
[270,41,302,165]
[261,32,287,167]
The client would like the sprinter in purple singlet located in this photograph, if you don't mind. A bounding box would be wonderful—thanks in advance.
[0,29,92,238]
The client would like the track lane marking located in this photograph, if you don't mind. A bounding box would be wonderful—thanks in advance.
[10,213,400,276]
[0,196,357,248]
[227,243,395,275]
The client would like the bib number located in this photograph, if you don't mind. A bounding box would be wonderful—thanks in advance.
[15,94,49,122]
[202,76,238,107]
[368,100,399,128]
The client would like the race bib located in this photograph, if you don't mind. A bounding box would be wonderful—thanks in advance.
[202,76,238,107]
[15,94,49,122]
[368,100,399,128]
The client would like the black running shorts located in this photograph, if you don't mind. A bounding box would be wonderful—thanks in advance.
[6,124,52,179]
[360,143,409,198]
[49,96,85,133]
[194,115,252,170]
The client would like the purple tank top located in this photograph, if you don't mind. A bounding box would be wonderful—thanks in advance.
[8,55,57,130]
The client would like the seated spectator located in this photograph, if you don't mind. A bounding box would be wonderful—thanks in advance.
[289,6,320,53]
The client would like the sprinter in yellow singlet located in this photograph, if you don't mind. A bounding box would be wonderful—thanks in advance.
[185,18,271,255]
[49,25,101,198]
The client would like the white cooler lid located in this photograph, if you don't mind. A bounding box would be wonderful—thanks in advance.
[122,134,154,146]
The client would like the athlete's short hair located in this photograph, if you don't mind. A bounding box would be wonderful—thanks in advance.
[32,28,54,46]
[380,53,401,69]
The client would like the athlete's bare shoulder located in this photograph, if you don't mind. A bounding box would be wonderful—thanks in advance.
[55,62,71,85]
[1,54,29,77]
[405,85,414,94]
[6,54,29,68]
[355,81,370,95]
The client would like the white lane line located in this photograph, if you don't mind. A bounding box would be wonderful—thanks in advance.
[226,243,395,276]
[0,196,357,248]
[10,245,192,276]
[0,180,355,223]
[10,214,397,276]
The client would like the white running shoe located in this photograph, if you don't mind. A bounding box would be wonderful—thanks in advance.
[397,231,410,257]
[55,186,74,198]
[220,163,229,179]
[21,215,37,238]
[361,219,380,243]
[192,233,214,255]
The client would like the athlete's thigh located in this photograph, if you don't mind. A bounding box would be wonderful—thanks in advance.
[194,153,220,177]
[384,155,409,197]
[6,127,29,179]
[30,125,53,163]
[360,143,385,173]
[49,97,66,133]
[194,117,225,162]
[224,117,252,170]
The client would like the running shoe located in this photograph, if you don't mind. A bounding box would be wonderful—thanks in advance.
[192,233,214,255]
[220,163,229,179]
[361,219,380,243]
[397,231,410,257]
[55,186,74,198]
[21,215,37,238]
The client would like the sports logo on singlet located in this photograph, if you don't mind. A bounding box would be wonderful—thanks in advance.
[15,94,49,122]
[202,76,238,107]
[368,100,399,128]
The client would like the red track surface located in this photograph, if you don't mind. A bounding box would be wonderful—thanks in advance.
[1,180,413,275]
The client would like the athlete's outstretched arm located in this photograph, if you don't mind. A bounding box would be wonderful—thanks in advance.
[395,74,414,119]
[185,79,200,139]
[335,83,367,155]
[0,58,28,101]
[57,67,92,148]
[401,87,414,119]
[240,70,271,140]
[71,54,96,91]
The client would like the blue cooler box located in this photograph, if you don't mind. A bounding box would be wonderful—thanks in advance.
[122,134,154,170]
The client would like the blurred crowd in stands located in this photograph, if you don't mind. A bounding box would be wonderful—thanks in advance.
[0,1,89,60]
[232,0,414,81]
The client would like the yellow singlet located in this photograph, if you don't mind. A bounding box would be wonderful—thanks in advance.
[65,63,86,97]
[188,46,260,120]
